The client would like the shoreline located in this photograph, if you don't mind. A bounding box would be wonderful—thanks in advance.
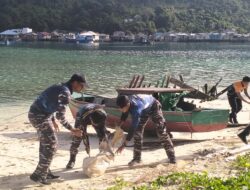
[0,98,250,189]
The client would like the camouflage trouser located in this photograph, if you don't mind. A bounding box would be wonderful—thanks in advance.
[28,108,57,179]
[69,116,108,156]
[133,100,175,161]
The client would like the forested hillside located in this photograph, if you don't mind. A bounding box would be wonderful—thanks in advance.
[0,0,250,34]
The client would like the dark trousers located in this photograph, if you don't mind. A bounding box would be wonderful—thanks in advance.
[28,110,57,179]
[228,95,242,123]
[133,100,175,161]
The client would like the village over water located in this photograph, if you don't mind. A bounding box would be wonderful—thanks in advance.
[1,27,250,45]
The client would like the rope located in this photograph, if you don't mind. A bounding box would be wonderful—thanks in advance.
[2,111,28,121]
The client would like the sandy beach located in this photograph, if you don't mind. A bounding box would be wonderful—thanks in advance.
[0,98,250,190]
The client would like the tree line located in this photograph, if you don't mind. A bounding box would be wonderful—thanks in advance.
[0,0,250,34]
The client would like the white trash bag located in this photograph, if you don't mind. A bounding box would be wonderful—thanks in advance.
[82,152,114,178]
[82,127,124,178]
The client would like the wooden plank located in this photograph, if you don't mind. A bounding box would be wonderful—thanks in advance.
[132,75,140,88]
[208,77,222,95]
[128,75,136,88]
[216,87,228,98]
[165,75,170,88]
[137,75,145,88]
[227,123,248,128]
[116,87,192,94]
[179,75,184,82]
[169,77,210,100]
[155,80,160,87]
[161,75,166,87]
[204,84,208,94]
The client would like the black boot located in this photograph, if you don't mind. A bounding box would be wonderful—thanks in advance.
[66,154,76,169]
[128,158,141,167]
[47,169,60,179]
[229,114,234,124]
[238,126,250,144]
[30,173,51,185]
[232,113,238,124]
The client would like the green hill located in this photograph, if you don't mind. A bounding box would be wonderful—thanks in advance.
[0,0,250,34]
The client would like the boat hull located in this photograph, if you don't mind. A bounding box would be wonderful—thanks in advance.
[105,107,229,133]
[69,96,229,133]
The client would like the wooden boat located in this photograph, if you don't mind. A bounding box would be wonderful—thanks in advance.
[69,74,229,135]
[69,93,229,134]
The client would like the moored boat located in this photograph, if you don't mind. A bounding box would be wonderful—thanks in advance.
[69,93,229,134]
[69,74,229,135]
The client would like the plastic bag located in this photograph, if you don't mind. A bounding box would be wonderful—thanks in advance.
[82,152,114,178]
[82,127,124,178]
[111,126,124,147]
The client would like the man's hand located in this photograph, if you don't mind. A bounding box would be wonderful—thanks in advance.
[71,128,83,137]
[115,140,127,154]
[52,120,60,132]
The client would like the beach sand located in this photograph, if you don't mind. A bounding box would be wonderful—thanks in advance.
[0,99,249,190]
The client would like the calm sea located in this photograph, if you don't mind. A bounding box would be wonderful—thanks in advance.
[1,41,250,105]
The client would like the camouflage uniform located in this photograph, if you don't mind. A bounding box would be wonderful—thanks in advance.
[121,95,175,162]
[69,104,110,157]
[28,82,73,179]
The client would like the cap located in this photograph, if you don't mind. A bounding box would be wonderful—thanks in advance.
[70,73,89,88]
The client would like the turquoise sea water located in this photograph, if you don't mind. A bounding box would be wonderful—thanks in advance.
[0,42,250,105]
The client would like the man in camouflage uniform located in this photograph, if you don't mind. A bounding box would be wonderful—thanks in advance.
[28,74,87,185]
[116,94,176,166]
[66,103,111,169]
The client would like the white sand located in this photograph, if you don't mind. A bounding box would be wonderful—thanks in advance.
[0,99,249,190]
